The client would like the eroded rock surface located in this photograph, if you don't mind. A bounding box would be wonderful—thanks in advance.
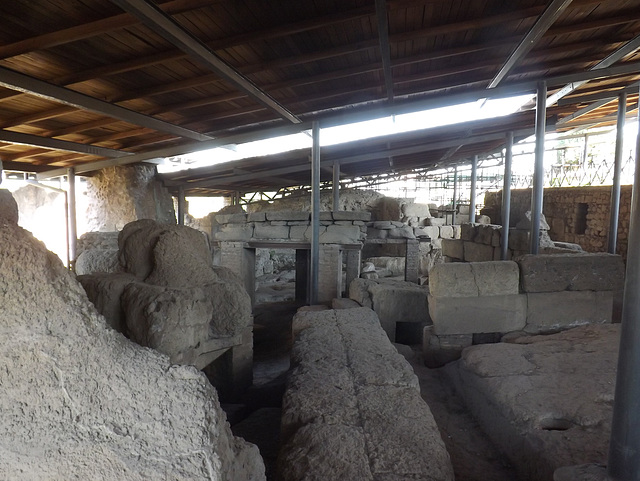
[280,308,454,481]
[81,219,252,370]
[0,212,265,479]
[445,324,618,481]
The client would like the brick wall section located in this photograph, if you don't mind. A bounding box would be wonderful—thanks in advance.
[482,186,632,260]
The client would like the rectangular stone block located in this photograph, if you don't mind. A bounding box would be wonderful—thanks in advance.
[518,253,625,293]
[401,203,432,218]
[441,239,463,260]
[525,290,613,332]
[215,213,247,224]
[320,225,361,244]
[439,225,454,239]
[452,225,461,239]
[254,224,290,239]
[474,224,501,246]
[429,262,477,297]
[247,212,265,222]
[332,211,371,222]
[214,224,254,241]
[413,227,431,238]
[424,218,445,226]
[460,223,478,241]
[319,211,333,221]
[509,229,530,251]
[472,261,520,296]
[429,261,519,297]
[265,210,309,221]
[429,294,527,335]
[463,241,494,262]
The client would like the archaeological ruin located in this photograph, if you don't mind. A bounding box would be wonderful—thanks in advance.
[3,2,640,481]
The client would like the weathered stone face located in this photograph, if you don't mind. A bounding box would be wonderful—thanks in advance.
[0,205,265,480]
[0,188,19,224]
[280,308,454,481]
[85,164,175,231]
[518,253,625,292]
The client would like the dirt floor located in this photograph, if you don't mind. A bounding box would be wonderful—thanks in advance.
[229,302,520,481]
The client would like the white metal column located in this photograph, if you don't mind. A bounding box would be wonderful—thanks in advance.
[530,81,547,254]
[310,122,321,304]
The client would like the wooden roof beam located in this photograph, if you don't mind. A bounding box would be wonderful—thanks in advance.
[0,34,621,135]
[111,0,301,124]
[488,0,573,88]
[0,66,213,142]
[547,34,640,106]
[0,130,129,158]
[0,0,216,59]
[375,0,394,102]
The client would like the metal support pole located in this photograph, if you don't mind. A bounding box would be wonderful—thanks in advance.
[67,167,77,270]
[608,92,627,254]
[333,161,340,211]
[177,185,186,225]
[469,155,478,223]
[608,84,640,481]
[530,81,547,254]
[452,166,457,225]
[501,132,514,260]
[310,121,321,305]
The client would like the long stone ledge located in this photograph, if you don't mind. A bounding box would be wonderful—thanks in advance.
[279,307,454,481]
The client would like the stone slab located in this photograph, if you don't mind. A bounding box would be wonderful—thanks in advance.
[279,424,373,481]
[401,202,432,218]
[441,238,464,260]
[332,298,362,309]
[429,261,519,298]
[518,253,625,293]
[445,324,618,481]
[429,293,527,335]
[368,281,429,341]
[425,217,445,226]
[525,290,613,333]
[460,223,478,241]
[247,212,266,222]
[320,224,361,243]
[463,241,494,262]
[429,262,477,297]
[214,224,254,241]
[357,385,454,480]
[265,211,309,221]
[439,225,454,239]
[215,213,247,224]
[254,224,290,239]
[332,211,371,222]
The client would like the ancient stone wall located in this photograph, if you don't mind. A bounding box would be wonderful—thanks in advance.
[85,164,176,231]
[482,186,632,259]
[214,210,370,243]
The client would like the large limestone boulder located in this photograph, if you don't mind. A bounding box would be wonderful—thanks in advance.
[0,211,265,479]
[83,219,252,372]
[118,219,217,288]
[85,164,175,231]
[122,281,252,367]
[0,188,18,224]
[78,272,137,332]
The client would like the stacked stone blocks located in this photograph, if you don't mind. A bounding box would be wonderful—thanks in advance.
[214,210,370,244]
[425,254,624,365]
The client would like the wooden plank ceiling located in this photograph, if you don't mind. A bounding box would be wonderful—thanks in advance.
[0,0,639,194]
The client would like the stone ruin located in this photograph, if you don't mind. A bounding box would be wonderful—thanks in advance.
[78,219,254,401]
[0,189,265,480]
